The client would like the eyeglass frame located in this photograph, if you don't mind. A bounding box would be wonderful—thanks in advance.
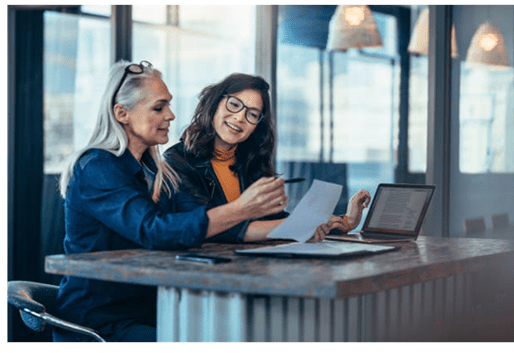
[112,60,153,107]
[222,95,264,125]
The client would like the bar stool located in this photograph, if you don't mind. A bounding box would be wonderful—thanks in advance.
[8,281,106,342]
[463,217,486,235]
[491,213,510,230]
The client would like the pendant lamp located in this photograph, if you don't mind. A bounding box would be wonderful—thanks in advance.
[407,7,459,58]
[326,5,382,51]
[466,22,510,69]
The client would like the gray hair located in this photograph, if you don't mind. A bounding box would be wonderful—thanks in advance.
[60,60,180,202]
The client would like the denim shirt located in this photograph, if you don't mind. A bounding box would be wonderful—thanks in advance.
[54,148,209,341]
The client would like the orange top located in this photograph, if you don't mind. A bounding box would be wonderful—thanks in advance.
[211,146,241,203]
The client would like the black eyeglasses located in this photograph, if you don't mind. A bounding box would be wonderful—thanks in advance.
[112,60,153,107]
[223,95,264,125]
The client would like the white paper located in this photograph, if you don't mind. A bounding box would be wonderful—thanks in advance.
[266,179,343,243]
[236,241,395,256]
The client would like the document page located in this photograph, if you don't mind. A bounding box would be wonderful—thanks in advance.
[237,241,396,256]
[266,180,342,243]
[367,188,430,231]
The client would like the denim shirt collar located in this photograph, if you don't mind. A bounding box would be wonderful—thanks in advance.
[122,148,158,177]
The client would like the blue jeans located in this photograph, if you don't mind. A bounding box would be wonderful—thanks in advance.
[53,320,156,342]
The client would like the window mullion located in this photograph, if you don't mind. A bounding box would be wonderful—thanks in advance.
[112,5,132,63]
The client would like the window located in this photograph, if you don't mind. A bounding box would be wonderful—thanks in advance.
[459,64,514,173]
[275,44,321,162]
[132,5,257,152]
[81,5,111,17]
[449,5,514,236]
[43,5,257,173]
[132,5,167,24]
[43,10,111,174]
[276,6,399,221]
[329,51,400,168]
[408,55,428,173]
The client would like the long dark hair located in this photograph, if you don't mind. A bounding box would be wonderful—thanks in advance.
[182,73,277,183]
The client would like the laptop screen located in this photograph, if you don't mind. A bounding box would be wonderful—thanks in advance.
[361,184,435,237]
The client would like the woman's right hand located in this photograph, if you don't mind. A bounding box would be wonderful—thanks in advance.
[234,177,288,219]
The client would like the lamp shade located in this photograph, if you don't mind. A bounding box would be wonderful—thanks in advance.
[466,22,510,69]
[407,8,459,58]
[326,5,382,51]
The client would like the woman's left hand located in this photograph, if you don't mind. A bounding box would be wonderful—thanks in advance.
[345,189,371,230]
[303,189,371,243]
[306,215,348,242]
[306,221,333,243]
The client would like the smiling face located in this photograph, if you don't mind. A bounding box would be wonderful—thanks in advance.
[116,76,174,160]
[212,89,262,151]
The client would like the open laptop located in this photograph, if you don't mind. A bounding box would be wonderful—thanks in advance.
[326,183,435,243]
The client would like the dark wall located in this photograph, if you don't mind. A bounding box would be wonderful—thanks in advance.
[8,6,46,342]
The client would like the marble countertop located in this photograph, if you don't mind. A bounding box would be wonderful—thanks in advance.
[45,236,514,299]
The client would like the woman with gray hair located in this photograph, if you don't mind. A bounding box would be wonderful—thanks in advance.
[54,61,287,342]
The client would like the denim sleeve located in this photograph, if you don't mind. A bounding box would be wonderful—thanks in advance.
[173,192,248,244]
[172,187,289,244]
[72,155,209,250]
[173,192,207,212]
[206,219,250,244]
[208,211,290,244]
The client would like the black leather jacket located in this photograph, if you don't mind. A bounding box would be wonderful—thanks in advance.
[163,141,288,243]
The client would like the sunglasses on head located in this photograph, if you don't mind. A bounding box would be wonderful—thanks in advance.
[112,60,153,107]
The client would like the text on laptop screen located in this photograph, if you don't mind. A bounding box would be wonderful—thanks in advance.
[367,187,433,231]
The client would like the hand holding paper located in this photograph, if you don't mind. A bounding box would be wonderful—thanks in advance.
[266,180,342,243]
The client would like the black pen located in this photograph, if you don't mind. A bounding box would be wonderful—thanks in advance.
[284,178,305,184]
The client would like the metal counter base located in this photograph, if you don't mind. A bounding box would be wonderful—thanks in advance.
[157,273,472,342]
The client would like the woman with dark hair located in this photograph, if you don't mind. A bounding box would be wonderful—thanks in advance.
[180,73,276,184]
[164,73,371,243]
